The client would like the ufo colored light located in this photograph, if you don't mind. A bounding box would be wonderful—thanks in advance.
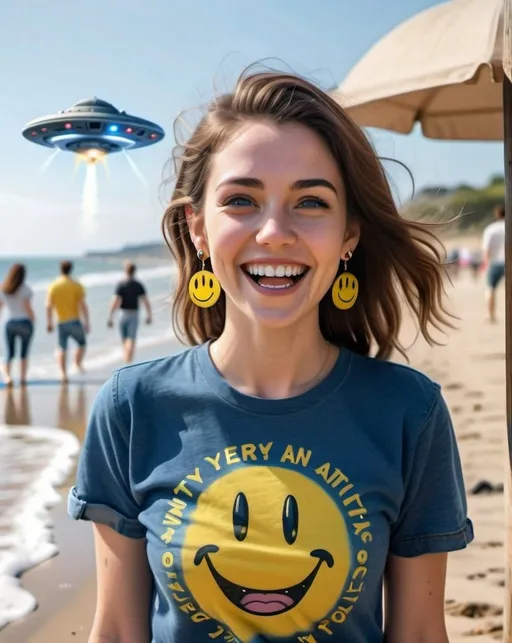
[22,97,165,163]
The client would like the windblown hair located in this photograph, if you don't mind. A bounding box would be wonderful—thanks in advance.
[2,263,26,296]
[162,68,452,359]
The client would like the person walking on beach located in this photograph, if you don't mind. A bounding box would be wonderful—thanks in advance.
[482,205,505,322]
[46,260,89,382]
[69,68,472,643]
[0,263,35,386]
[107,261,152,364]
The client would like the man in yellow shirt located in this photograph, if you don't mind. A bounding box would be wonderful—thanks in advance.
[46,260,90,382]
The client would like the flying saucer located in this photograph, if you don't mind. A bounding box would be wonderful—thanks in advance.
[22,97,164,163]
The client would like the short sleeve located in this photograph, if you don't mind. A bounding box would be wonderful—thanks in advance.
[115,282,123,296]
[138,282,146,296]
[78,283,85,297]
[389,390,474,557]
[23,284,33,300]
[67,373,145,538]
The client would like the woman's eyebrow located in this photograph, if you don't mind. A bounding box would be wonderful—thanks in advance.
[216,177,337,196]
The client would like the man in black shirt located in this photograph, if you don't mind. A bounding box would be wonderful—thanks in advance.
[107,262,152,363]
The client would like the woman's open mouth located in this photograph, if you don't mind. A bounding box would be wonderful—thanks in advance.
[241,263,310,290]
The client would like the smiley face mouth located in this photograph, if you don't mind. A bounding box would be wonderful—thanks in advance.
[194,545,334,616]
[192,292,214,303]
[337,293,355,304]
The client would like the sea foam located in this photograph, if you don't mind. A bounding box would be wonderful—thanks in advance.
[31,264,175,293]
[0,425,80,629]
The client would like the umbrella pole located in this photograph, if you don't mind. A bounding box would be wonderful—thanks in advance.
[504,3,512,641]
[504,72,512,643]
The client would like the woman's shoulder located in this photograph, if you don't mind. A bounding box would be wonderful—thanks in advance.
[347,351,442,428]
[113,344,203,401]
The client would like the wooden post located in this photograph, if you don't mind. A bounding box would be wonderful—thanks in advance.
[504,2,512,642]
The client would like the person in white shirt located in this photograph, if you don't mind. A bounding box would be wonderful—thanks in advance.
[0,263,36,386]
[482,205,506,323]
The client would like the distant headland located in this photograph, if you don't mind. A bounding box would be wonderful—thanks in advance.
[85,242,168,261]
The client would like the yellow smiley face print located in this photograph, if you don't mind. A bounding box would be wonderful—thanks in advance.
[188,270,221,308]
[332,272,359,310]
[181,466,351,642]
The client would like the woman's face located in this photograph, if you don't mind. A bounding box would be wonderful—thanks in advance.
[189,120,359,330]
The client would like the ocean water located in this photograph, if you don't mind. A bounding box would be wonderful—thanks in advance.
[0,425,80,629]
[0,255,178,630]
[0,256,177,379]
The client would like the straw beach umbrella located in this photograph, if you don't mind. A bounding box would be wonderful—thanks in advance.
[333,0,511,637]
[335,0,504,140]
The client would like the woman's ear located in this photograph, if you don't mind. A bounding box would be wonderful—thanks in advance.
[185,205,208,255]
[341,218,361,259]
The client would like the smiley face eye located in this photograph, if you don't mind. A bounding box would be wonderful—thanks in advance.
[282,495,299,545]
[194,278,198,289]
[233,492,249,541]
[209,278,214,288]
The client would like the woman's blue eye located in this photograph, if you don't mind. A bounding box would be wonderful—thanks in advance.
[224,196,254,207]
[298,198,329,209]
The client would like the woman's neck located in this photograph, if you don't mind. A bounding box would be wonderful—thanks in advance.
[210,310,339,399]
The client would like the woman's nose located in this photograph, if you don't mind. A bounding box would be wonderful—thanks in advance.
[255,210,297,248]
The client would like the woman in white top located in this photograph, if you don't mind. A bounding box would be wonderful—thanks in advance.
[0,263,35,386]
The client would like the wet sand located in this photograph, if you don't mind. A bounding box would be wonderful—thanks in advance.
[0,269,506,643]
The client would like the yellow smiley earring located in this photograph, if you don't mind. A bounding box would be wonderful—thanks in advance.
[188,249,222,308]
[331,250,359,311]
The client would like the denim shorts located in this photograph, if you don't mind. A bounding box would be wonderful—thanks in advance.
[4,319,34,361]
[58,320,86,351]
[487,262,505,289]
[119,311,139,341]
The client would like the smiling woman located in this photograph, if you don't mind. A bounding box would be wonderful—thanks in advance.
[68,65,473,643]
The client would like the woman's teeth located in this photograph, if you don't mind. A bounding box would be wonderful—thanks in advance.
[243,263,309,289]
[245,264,306,277]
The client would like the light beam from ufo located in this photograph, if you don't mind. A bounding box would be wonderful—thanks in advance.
[39,149,61,175]
[122,150,149,189]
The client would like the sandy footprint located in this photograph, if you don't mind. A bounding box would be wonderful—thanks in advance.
[446,382,464,391]
[459,432,482,441]
[472,352,505,361]
[465,390,484,399]
[474,541,503,549]
[463,623,503,639]
[445,602,502,618]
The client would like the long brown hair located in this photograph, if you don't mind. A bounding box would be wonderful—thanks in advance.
[2,263,26,296]
[162,68,452,359]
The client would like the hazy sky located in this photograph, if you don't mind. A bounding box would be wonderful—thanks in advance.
[1,0,503,256]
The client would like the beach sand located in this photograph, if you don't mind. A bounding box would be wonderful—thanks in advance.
[0,269,506,643]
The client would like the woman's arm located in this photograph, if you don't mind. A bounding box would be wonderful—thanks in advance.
[89,523,153,643]
[384,552,449,643]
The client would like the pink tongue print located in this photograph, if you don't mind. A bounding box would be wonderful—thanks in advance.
[240,592,294,614]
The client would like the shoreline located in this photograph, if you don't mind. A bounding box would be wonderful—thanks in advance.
[0,270,506,643]
[0,338,183,642]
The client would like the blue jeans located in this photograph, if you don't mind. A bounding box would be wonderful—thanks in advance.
[4,319,34,361]
[487,262,505,289]
[119,311,139,341]
[58,320,86,351]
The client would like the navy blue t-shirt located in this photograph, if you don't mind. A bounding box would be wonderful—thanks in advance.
[68,343,473,643]
[115,278,146,310]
